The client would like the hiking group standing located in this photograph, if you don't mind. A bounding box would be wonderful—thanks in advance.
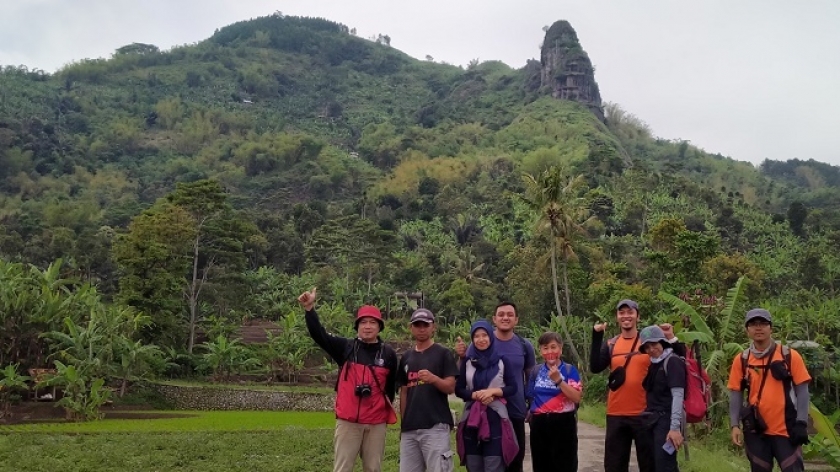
[299,287,812,472]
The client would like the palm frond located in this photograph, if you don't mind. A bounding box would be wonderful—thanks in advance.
[705,349,726,378]
[722,342,746,358]
[658,291,713,338]
[720,276,749,342]
[679,330,714,344]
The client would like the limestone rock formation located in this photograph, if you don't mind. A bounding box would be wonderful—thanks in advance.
[540,21,605,121]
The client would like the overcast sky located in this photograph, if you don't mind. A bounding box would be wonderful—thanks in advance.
[2,0,839,167]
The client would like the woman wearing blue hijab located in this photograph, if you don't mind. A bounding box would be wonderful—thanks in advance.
[455,320,520,472]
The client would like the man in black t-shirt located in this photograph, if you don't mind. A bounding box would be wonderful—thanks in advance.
[398,308,460,472]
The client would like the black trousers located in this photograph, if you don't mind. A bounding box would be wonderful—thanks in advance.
[651,413,679,472]
[743,432,803,472]
[604,415,655,472]
[529,411,578,472]
[505,417,526,472]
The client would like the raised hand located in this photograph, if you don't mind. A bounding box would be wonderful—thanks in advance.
[455,336,467,358]
[548,364,563,384]
[593,322,608,333]
[297,287,317,311]
[659,323,675,340]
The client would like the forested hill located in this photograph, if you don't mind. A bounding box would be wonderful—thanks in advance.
[1,13,840,332]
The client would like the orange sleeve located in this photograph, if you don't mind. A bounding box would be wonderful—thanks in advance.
[789,349,812,385]
[727,354,742,391]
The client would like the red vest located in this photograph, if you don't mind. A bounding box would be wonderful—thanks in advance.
[335,361,396,424]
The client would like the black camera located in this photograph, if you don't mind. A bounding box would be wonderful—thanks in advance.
[740,405,767,434]
[354,383,372,398]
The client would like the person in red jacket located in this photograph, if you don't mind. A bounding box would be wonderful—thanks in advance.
[298,288,398,472]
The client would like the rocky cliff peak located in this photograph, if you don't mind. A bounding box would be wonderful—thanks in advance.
[540,21,604,121]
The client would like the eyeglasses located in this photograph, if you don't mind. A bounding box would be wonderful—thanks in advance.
[747,320,771,328]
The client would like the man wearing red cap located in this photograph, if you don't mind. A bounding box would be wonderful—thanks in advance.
[299,288,398,472]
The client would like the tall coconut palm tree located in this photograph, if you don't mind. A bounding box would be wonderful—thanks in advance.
[522,167,593,364]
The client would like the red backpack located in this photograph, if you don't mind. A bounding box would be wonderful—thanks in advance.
[664,341,711,423]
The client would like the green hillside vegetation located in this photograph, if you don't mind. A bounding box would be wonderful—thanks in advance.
[2,13,840,430]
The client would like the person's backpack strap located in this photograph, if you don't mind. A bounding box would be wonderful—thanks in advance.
[527,363,539,386]
[739,349,751,391]
[740,344,791,392]
[607,334,640,357]
[607,335,619,356]
[335,339,357,390]
[781,345,791,371]
[662,353,682,376]
[515,333,528,359]
[517,333,534,393]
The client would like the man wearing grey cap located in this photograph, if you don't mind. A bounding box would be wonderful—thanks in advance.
[727,308,811,472]
[397,308,460,472]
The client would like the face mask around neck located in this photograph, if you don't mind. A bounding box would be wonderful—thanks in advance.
[650,347,673,364]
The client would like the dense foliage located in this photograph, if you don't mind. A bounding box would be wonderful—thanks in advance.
[1,13,840,436]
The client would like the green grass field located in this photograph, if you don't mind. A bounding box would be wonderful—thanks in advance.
[0,408,756,472]
[0,411,404,472]
[1,410,336,433]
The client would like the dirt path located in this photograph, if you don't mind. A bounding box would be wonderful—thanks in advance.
[522,421,638,472]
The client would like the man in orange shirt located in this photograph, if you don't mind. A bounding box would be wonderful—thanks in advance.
[590,300,680,472]
[728,309,811,472]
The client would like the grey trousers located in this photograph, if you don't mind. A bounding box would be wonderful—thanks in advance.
[399,423,455,472]
[466,455,505,472]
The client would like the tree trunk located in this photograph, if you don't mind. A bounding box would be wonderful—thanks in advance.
[561,247,572,320]
[551,242,582,365]
[187,233,201,354]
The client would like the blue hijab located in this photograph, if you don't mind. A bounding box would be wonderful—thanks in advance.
[467,320,501,390]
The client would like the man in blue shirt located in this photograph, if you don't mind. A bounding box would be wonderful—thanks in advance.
[456,301,536,472]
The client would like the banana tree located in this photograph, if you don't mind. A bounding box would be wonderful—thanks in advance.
[0,364,30,418]
[440,319,475,350]
[40,360,111,421]
[113,339,163,397]
[199,335,260,382]
[808,403,840,468]
[261,312,314,383]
